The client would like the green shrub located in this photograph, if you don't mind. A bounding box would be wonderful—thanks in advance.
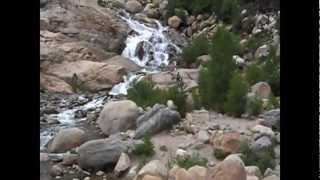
[182,35,209,66]
[246,96,263,116]
[127,80,187,117]
[239,142,276,173]
[218,0,241,23]
[224,72,248,117]
[127,80,165,108]
[265,93,279,110]
[245,63,265,85]
[132,135,155,157]
[166,86,187,117]
[170,153,208,169]
[199,27,239,111]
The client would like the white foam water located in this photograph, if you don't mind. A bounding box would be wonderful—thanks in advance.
[109,11,181,96]
[40,96,105,150]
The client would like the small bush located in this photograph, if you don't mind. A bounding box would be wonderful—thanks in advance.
[219,0,241,23]
[245,63,265,85]
[127,80,165,108]
[170,153,208,169]
[132,135,155,157]
[265,93,279,110]
[166,86,187,117]
[199,27,239,111]
[246,96,263,116]
[128,80,187,117]
[182,35,209,66]
[224,72,248,117]
[239,142,276,173]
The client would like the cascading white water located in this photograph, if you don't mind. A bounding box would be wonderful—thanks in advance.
[40,96,105,150]
[109,11,182,96]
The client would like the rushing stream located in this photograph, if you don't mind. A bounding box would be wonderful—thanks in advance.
[40,10,182,150]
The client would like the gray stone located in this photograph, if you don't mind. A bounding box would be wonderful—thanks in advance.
[78,137,129,171]
[125,0,143,14]
[250,136,273,158]
[261,109,280,131]
[135,104,181,139]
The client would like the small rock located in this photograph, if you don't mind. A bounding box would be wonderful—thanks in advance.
[136,160,168,179]
[125,0,143,14]
[197,55,211,65]
[251,82,271,99]
[168,16,182,29]
[40,153,49,162]
[255,45,270,59]
[197,130,210,143]
[84,177,90,180]
[114,153,131,175]
[96,171,104,176]
[167,100,176,110]
[251,125,275,139]
[50,165,63,177]
[175,149,189,159]
[245,166,262,178]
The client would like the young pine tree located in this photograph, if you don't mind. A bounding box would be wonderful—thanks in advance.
[199,27,239,111]
[224,72,248,117]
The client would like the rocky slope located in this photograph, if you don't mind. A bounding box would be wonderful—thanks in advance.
[40,0,280,180]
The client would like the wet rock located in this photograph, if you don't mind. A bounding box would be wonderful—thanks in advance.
[135,104,181,139]
[251,82,271,99]
[126,0,143,14]
[168,16,182,29]
[97,100,140,135]
[114,152,131,175]
[104,55,141,72]
[143,4,160,19]
[206,154,246,180]
[135,160,168,180]
[48,128,86,153]
[78,137,129,171]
